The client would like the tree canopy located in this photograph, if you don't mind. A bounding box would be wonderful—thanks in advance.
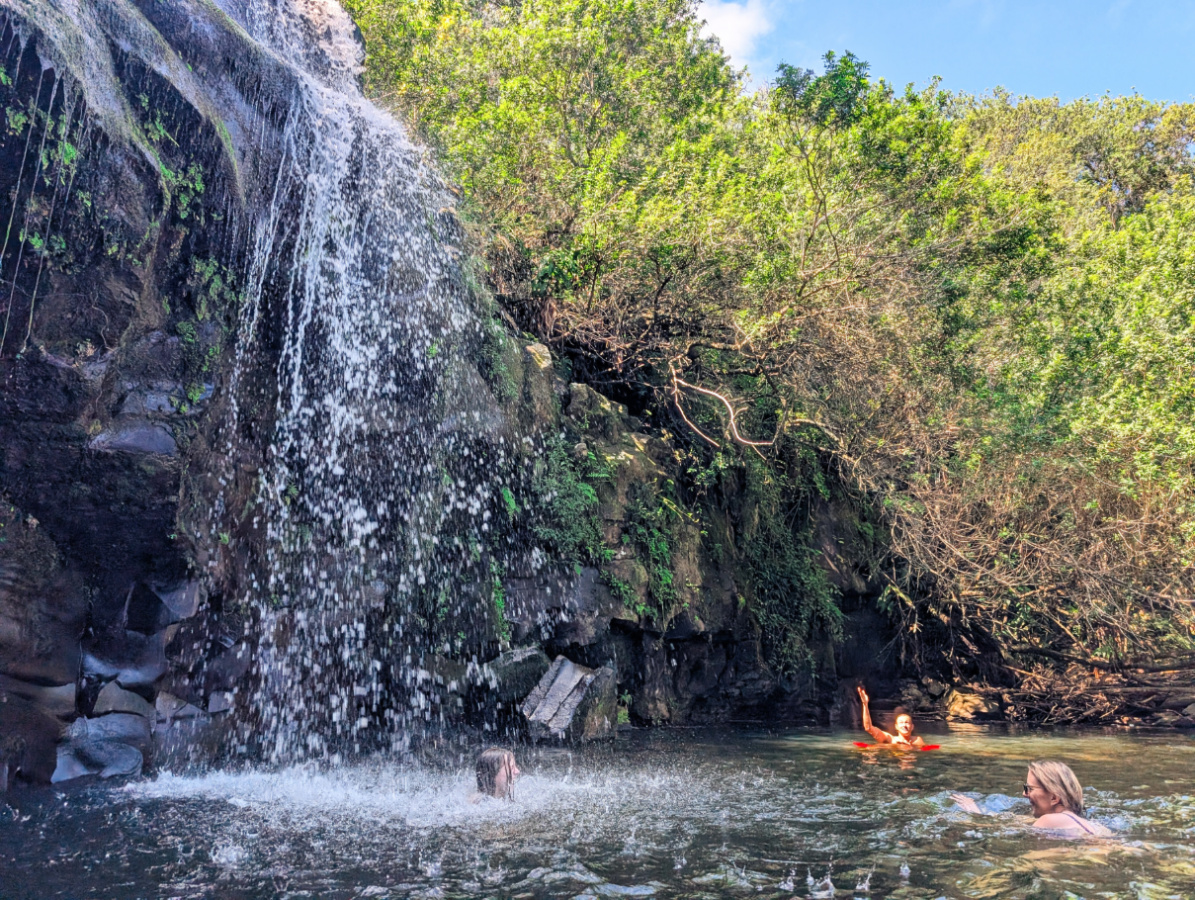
[342,0,1195,695]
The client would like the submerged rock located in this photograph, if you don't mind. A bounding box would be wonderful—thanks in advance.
[521,656,616,742]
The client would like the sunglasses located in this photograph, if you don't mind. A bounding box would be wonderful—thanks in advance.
[1023,783,1039,795]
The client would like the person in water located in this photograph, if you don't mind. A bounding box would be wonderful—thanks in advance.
[952,759,1112,836]
[856,685,924,746]
[475,747,520,800]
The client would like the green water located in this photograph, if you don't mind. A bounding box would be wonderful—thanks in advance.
[1,724,1193,899]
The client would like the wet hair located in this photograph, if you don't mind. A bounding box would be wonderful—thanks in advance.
[1028,760,1085,815]
[476,747,517,799]
[892,706,913,725]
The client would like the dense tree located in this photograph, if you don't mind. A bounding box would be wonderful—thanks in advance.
[343,0,1195,704]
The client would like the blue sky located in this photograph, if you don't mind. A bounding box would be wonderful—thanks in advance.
[699,0,1195,101]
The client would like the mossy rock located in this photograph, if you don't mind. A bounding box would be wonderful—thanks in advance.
[518,343,562,432]
[567,383,628,441]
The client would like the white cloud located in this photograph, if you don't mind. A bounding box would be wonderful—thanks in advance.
[700,0,775,65]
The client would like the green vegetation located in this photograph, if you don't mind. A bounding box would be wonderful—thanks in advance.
[621,490,681,620]
[739,449,844,679]
[476,316,521,403]
[489,557,511,641]
[344,0,1195,683]
[5,103,28,134]
[529,435,610,569]
[187,257,239,322]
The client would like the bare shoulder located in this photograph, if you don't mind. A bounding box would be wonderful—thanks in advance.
[1033,813,1077,830]
[1033,813,1113,836]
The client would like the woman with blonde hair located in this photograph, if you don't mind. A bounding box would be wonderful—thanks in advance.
[474,747,520,800]
[953,759,1111,836]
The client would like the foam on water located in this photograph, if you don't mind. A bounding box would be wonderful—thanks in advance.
[126,765,641,830]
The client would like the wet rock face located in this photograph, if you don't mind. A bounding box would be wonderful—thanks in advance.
[0,0,546,777]
[0,0,297,786]
[0,691,60,787]
[478,372,796,729]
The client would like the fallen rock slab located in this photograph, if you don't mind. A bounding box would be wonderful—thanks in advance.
[521,656,616,743]
[67,712,152,751]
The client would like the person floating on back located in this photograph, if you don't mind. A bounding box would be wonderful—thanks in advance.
[952,759,1112,836]
[856,685,924,747]
[474,747,520,801]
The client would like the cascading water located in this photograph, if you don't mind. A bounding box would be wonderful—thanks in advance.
[212,0,516,762]
[0,0,538,775]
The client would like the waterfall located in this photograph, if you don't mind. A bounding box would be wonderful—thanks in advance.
[214,0,508,762]
[0,0,523,768]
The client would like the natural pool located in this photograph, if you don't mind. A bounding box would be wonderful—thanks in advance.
[2,724,1193,899]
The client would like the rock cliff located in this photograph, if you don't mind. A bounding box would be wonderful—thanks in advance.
[0,0,276,785]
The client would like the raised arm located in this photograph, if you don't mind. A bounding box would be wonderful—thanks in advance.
[856,685,890,743]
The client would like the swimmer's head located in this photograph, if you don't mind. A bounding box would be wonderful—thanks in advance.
[476,747,520,799]
[892,706,915,738]
[1026,759,1083,816]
